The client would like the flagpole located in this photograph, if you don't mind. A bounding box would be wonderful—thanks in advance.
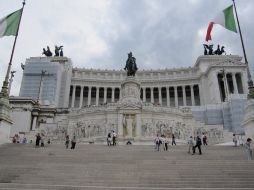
[0,0,26,98]
[232,0,254,98]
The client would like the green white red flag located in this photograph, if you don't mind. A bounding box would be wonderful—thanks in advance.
[206,5,237,41]
[0,9,22,38]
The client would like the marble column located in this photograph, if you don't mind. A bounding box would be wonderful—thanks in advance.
[214,72,222,103]
[112,87,115,102]
[190,85,195,106]
[96,87,99,106]
[88,86,91,106]
[71,85,76,108]
[174,86,178,107]
[197,84,202,105]
[31,115,38,130]
[79,86,84,108]
[182,85,186,106]
[151,87,154,104]
[242,72,249,94]
[166,87,170,107]
[232,73,239,94]
[136,113,141,138]
[158,87,162,105]
[223,73,229,100]
[143,88,146,102]
[104,87,107,103]
[119,89,122,100]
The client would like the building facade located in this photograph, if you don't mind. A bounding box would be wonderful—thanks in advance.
[10,54,248,143]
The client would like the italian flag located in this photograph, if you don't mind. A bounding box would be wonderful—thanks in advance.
[0,9,22,38]
[206,5,237,41]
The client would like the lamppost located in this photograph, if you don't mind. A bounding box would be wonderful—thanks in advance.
[37,70,47,104]
[8,71,16,96]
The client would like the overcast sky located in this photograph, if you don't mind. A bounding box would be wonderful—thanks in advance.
[0,0,253,96]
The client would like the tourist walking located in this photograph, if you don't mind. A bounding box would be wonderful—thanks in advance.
[172,134,176,146]
[65,135,70,149]
[112,131,117,146]
[244,138,252,161]
[163,136,168,151]
[202,133,208,146]
[107,132,112,146]
[192,136,202,155]
[40,134,45,147]
[187,136,194,153]
[155,134,162,151]
[71,135,77,149]
[233,134,237,147]
[35,133,41,147]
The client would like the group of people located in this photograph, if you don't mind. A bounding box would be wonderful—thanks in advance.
[233,134,252,160]
[33,131,252,160]
[154,134,177,151]
[35,133,50,147]
[107,131,117,146]
[154,133,208,154]
[65,135,77,149]
[12,134,27,144]
[187,136,202,155]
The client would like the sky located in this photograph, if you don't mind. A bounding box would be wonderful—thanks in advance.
[0,0,254,96]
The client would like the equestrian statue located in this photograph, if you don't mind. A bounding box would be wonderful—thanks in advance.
[124,52,138,76]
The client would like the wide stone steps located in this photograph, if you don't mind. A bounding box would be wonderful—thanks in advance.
[0,144,254,189]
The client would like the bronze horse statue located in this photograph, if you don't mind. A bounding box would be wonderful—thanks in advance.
[124,52,138,76]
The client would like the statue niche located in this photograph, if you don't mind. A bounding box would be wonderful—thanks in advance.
[124,52,138,76]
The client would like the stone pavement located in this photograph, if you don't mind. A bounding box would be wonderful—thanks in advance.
[0,143,254,190]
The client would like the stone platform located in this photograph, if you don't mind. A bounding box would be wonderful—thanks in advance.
[0,144,254,190]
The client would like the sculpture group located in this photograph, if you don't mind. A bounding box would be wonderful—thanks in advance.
[203,44,226,55]
[42,45,64,57]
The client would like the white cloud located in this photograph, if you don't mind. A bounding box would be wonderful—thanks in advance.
[0,0,254,96]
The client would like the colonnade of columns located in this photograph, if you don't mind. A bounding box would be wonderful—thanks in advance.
[69,84,201,108]
[217,72,244,102]
[70,86,121,108]
[141,85,200,107]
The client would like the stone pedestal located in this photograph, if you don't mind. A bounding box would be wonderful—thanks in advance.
[117,76,142,139]
[0,95,13,144]
[242,99,254,139]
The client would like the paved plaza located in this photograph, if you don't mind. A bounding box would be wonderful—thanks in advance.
[0,143,254,190]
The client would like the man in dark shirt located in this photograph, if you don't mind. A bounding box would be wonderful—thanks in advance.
[192,136,202,155]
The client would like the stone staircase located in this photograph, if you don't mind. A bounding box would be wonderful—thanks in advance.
[0,143,254,189]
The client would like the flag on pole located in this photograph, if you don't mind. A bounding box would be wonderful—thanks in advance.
[206,5,237,41]
[0,9,23,38]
